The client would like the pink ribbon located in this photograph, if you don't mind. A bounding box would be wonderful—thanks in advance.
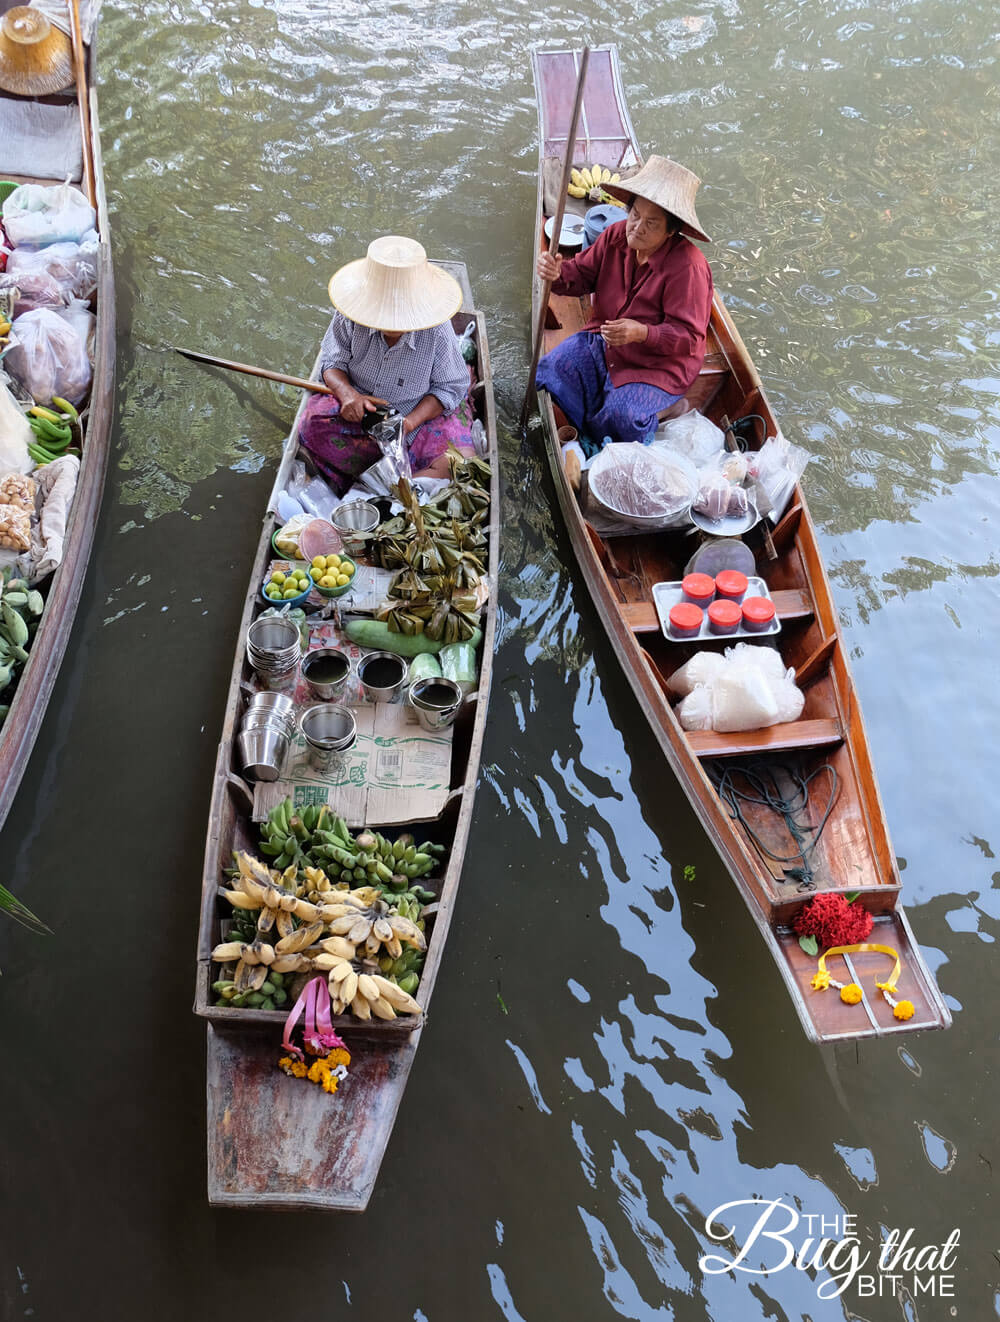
[281,976,347,1059]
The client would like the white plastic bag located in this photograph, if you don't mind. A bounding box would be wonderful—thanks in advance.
[2,182,96,249]
[667,650,726,697]
[0,379,33,475]
[677,685,714,731]
[54,298,96,359]
[5,308,92,404]
[651,410,725,466]
[711,662,781,732]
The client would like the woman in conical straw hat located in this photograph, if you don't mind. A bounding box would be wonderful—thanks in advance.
[535,156,713,449]
[299,236,475,495]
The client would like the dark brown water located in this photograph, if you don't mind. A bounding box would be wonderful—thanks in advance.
[302,652,349,684]
[358,655,407,689]
[413,680,460,709]
[1,1,998,1319]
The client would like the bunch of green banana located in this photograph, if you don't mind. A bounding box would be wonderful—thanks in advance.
[26,399,81,467]
[377,939,425,996]
[213,967,291,1010]
[568,164,622,198]
[0,577,44,712]
[259,797,447,887]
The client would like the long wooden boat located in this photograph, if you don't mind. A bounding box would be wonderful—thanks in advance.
[530,46,950,1043]
[194,263,498,1210]
[0,0,114,829]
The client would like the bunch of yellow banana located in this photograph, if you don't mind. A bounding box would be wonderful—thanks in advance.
[323,889,427,960]
[321,953,423,1020]
[568,164,622,198]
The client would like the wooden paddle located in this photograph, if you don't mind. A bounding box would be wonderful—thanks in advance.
[519,44,591,429]
[174,346,334,395]
[67,0,96,206]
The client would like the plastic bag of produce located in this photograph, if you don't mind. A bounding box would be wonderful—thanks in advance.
[439,641,478,694]
[680,643,804,733]
[693,468,732,522]
[5,308,91,405]
[0,378,34,475]
[5,239,98,302]
[746,430,810,522]
[0,269,66,316]
[2,182,96,249]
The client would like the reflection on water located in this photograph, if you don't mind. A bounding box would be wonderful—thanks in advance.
[0,0,997,1317]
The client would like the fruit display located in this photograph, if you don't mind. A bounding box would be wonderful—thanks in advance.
[263,565,311,601]
[258,797,444,891]
[567,164,625,202]
[211,849,428,1019]
[26,397,82,467]
[0,573,45,726]
[310,552,355,591]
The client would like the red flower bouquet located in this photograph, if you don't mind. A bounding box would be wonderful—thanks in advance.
[794,892,873,949]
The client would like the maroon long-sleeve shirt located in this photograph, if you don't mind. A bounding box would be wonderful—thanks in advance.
[551,220,714,395]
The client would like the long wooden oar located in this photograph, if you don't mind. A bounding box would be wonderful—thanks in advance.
[519,44,591,429]
[174,346,333,395]
[67,0,96,206]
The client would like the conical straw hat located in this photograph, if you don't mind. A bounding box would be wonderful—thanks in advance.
[0,7,73,97]
[604,155,711,243]
[328,236,463,333]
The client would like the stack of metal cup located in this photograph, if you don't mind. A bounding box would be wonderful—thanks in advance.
[246,614,301,690]
[237,691,296,781]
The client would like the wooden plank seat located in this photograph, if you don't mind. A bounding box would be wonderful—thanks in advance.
[622,588,814,634]
[686,717,843,759]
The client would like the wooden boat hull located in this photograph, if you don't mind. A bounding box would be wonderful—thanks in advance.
[0,21,114,830]
[530,47,950,1042]
[196,264,498,1210]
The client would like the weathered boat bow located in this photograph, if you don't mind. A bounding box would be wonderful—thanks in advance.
[530,46,950,1043]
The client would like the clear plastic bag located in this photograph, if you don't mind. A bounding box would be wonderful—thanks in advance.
[0,378,34,475]
[588,443,696,529]
[0,268,67,316]
[746,430,810,521]
[673,643,804,733]
[693,468,733,521]
[5,308,92,404]
[651,410,726,466]
[677,685,714,731]
[456,320,477,364]
[667,650,726,697]
[5,239,98,302]
[2,182,96,249]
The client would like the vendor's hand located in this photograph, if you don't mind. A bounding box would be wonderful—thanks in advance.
[600,319,648,347]
[401,412,418,436]
[537,251,563,283]
[338,390,388,423]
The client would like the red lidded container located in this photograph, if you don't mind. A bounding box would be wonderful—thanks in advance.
[707,599,742,635]
[714,570,749,603]
[741,596,776,632]
[680,572,715,607]
[668,602,703,639]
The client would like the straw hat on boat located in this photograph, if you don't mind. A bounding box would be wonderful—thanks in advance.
[328,236,463,333]
[605,155,711,243]
[0,7,74,97]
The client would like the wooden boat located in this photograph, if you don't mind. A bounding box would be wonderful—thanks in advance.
[0,0,114,830]
[530,46,950,1043]
[193,263,498,1211]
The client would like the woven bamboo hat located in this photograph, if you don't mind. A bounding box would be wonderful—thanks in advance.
[605,155,711,243]
[328,236,463,332]
[0,7,73,97]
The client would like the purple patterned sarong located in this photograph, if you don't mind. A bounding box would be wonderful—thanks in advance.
[536,331,680,446]
[298,382,477,497]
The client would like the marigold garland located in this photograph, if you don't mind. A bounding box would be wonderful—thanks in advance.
[810,943,917,1026]
[840,982,863,1005]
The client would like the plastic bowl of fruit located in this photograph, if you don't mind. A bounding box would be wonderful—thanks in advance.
[261,565,313,606]
[309,553,357,598]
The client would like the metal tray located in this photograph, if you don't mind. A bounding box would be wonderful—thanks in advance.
[651,576,782,643]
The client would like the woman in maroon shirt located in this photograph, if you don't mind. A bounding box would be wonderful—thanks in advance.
[535,155,713,448]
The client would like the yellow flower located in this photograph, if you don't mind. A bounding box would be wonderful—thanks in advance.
[307,1059,329,1085]
[322,1072,340,1094]
[326,1048,351,1069]
[840,983,863,1005]
[893,999,915,1021]
[811,970,832,991]
[290,1059,307,1078]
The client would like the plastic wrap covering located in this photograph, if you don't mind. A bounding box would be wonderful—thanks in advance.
[587,443,696,531]
[651,409,725,466]
[746,431,810,522]
[5,308,92,405]
[674,643,804,734]
[0,379,33,475]
[2,185,96,249]
[6,240,99,303]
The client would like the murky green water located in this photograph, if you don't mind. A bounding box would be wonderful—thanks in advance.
[1,1,998,1318]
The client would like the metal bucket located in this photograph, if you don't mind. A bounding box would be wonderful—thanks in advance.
[237,725,290,781]
[300,704,357,774]
[408,676,463,731]
[357,650,408,704]
[301,647,352,701]
[331,500,379,557]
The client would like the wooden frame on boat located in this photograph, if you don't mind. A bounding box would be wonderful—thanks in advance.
[0,1,114,829]
[530,46,950,1043]
[194,264,498,1210]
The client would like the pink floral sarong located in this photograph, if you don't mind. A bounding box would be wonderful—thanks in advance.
[298,382,477,497]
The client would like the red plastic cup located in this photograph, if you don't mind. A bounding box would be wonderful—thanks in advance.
[707,599,742,634]
[741,596,776,632]
[680,572,715,608]
[715,570,749,603]
[668,602,704,639]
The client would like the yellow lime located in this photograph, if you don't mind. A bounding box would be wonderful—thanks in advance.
[329,554,341,568]
[270,570,286,585]
[343,562,355,578]
[311,555,325,569]
[336,573,350,586]
[320,574,337,587]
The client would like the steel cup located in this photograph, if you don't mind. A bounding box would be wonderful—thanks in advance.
[357,650,408,704]
[331,500,379,558]
[237,725,289,781]
[299,704,357,774]
[301,647,352,701]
